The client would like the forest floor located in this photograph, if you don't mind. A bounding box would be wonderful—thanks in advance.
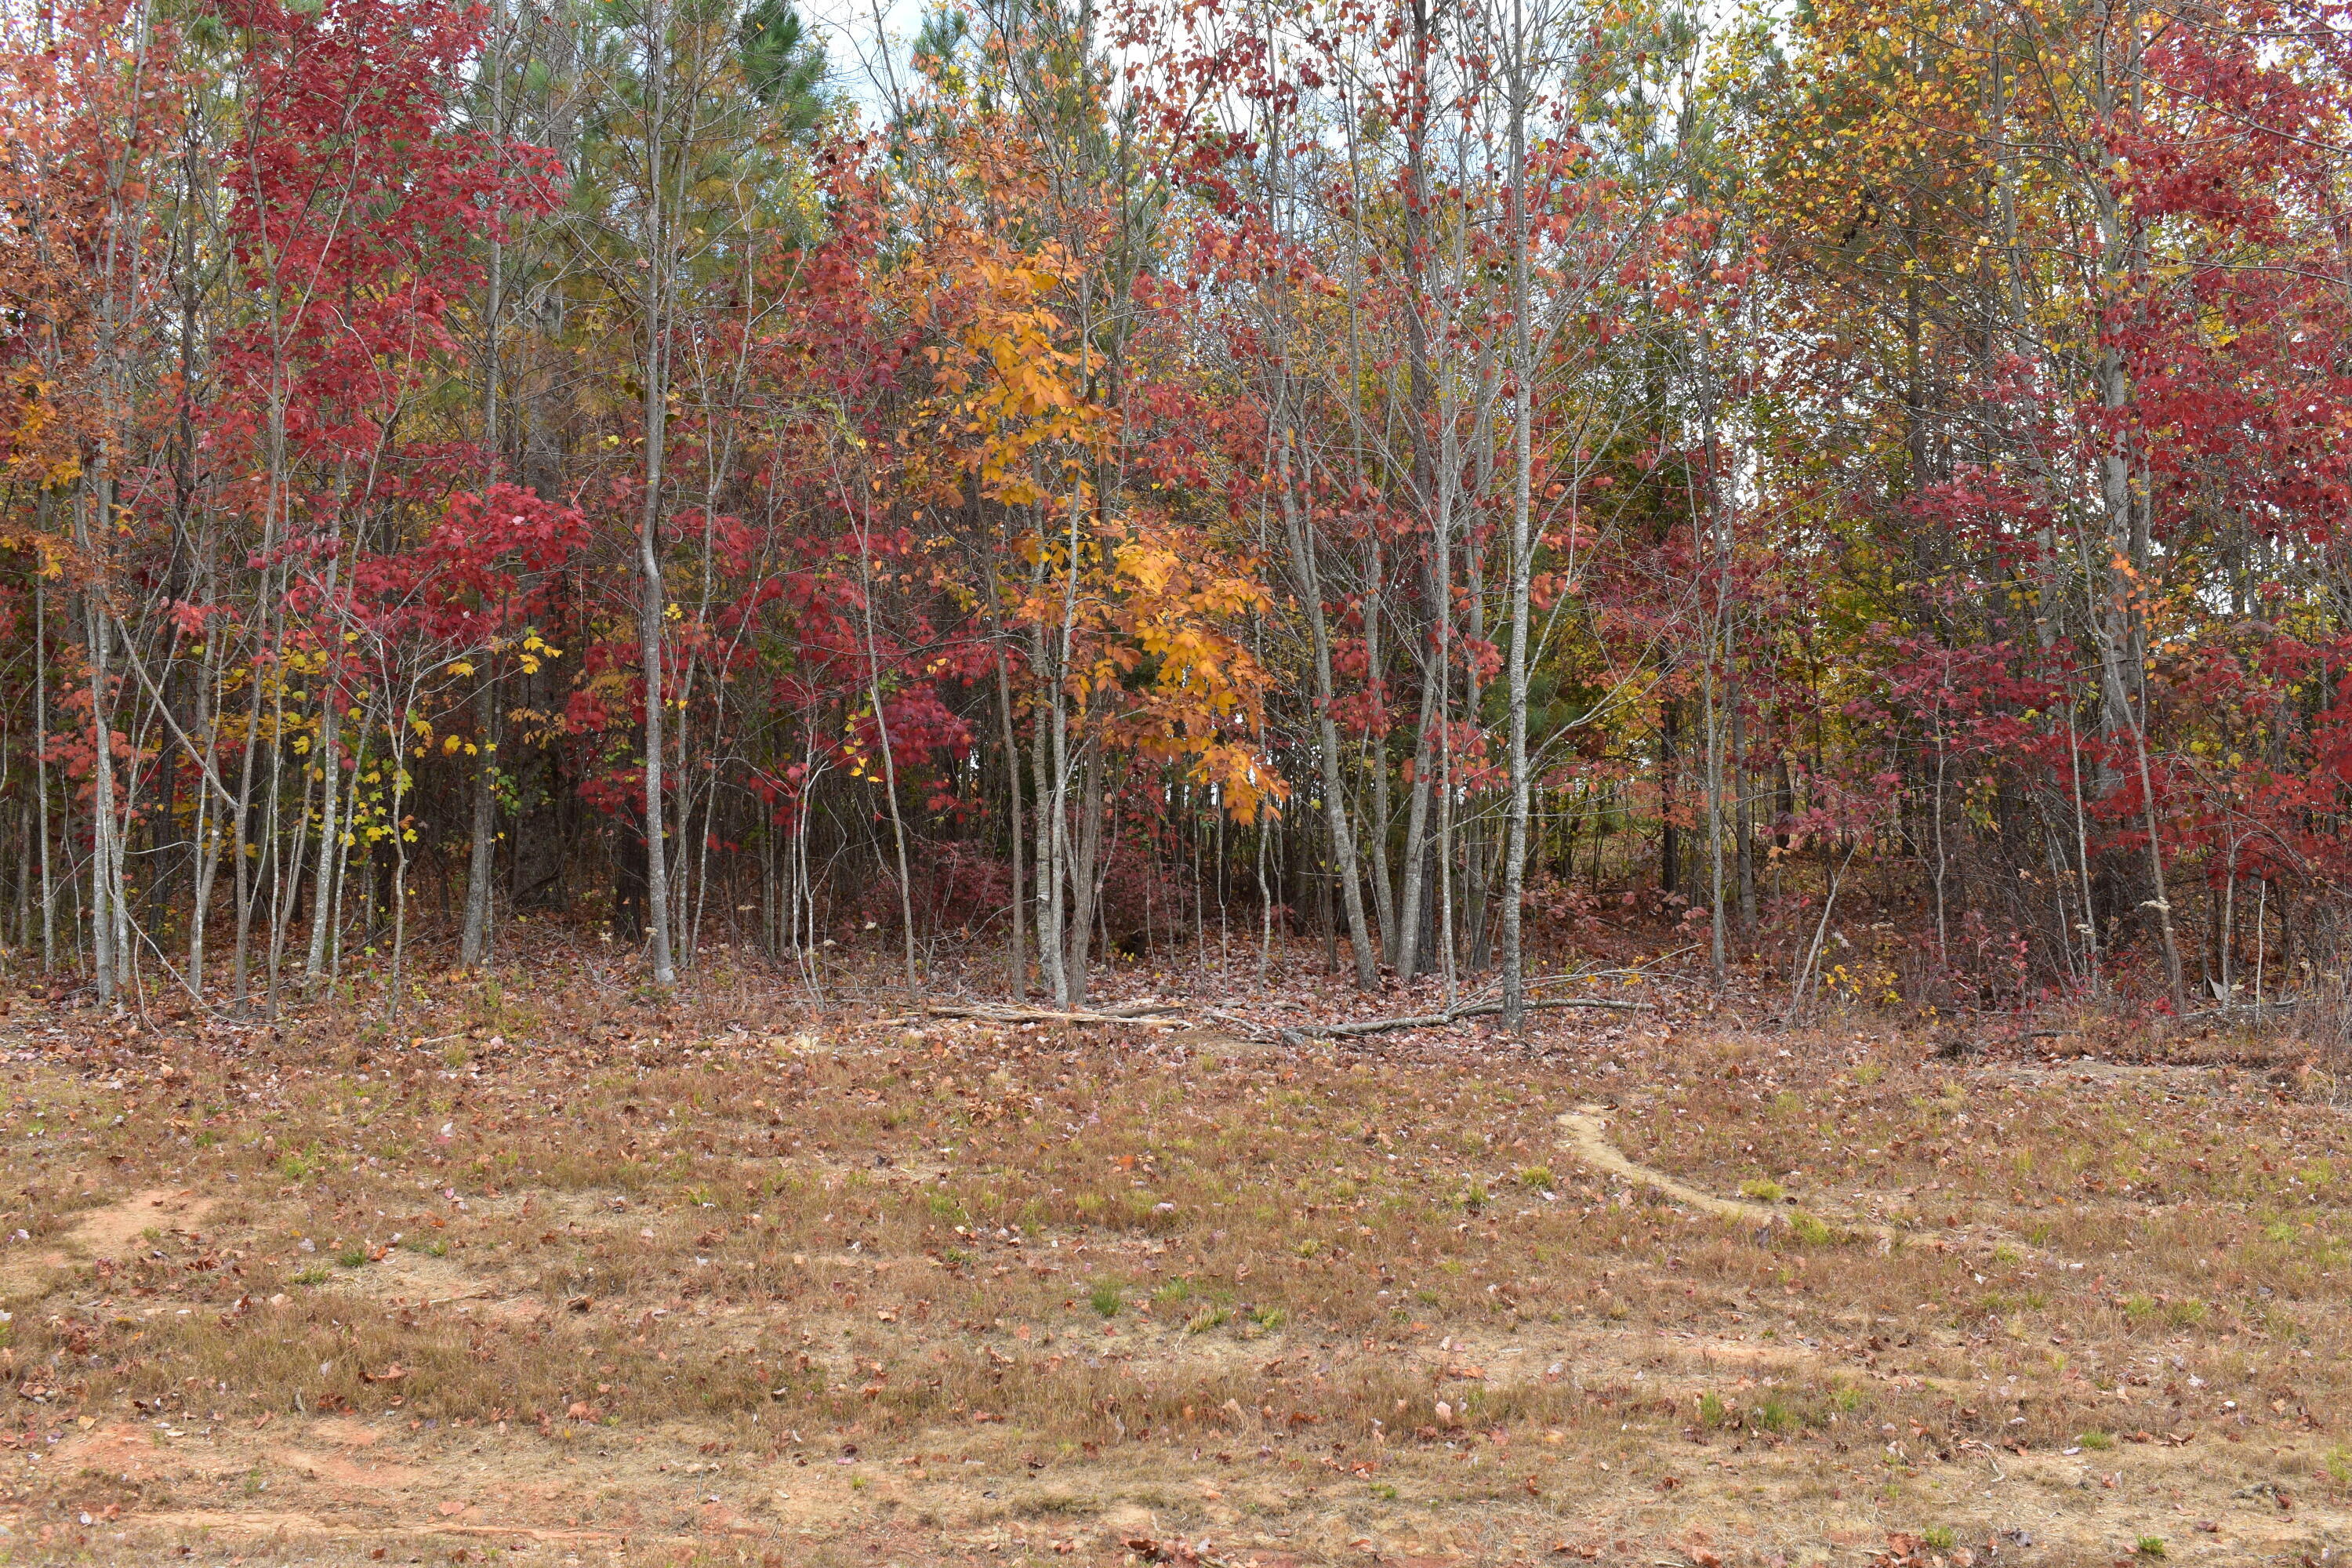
[2,942,2350,1567]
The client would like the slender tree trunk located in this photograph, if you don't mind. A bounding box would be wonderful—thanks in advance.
[1391,677,1440,983]
[13,797,27,960]
[34,564,54,974]
[2064,695,2101,989]
[1388,0,1442,989]
[1028,608,1066,1004]
[303,673,343,993]
[1696,289,1731,986]
[187,621,224,993]
[1704,656,1726,985]
[71,7,158,1005]
[1732,689,1754,937]
[2089,0,2182,1013]
[636,0,677,986]
[1042,491,1089,1007]
[462,8,506,972]
[231,110,296,1015]
[1279,437,1378,989]
[1501,2,1536,1025]
[230,421,285,1012]
[1931,728,1950,968]
[855,509,920,998]
[460,680,499,967]
[78,481,125,1005]
[265,718,315,1007]
[1063,745,1105,1007]
[387,698,415,1024]
[258,592,298,1016]
[1660,695,1681,898]
[991,629,1026,996]
[1364,539,1398,960]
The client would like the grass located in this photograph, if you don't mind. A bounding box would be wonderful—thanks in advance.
[0,958,2349,1563]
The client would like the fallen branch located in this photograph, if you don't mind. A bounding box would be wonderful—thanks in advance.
[1200,1007,1287,1039]
[2177,998,2307,1022]
[880,1000,1185,1027]
[1276,994,1647,1046]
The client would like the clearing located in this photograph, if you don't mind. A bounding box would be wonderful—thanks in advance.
[2,963,2347,1567]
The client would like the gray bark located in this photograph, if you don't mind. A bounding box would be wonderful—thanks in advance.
[1279,438,1377,989]
[636,0,676,985]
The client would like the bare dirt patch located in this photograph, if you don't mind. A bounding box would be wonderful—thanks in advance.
[1559,1103,1799,1226]
[0,1186,212,1296]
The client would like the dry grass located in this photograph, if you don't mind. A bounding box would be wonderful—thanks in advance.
[1,958,2349,1566]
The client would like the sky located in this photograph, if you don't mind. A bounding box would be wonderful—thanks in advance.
[800,0,927,121]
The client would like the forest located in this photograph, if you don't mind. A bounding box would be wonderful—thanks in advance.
[5,0,2349,1029]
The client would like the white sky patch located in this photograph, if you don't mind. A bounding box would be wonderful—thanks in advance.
[799,0,927,122]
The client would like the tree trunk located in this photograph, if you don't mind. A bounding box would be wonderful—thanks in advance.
[991,629,1027,996]
[463,5,506,974]
[636,0,676,986]
[1501,2,1536,1025]
[34,564,54,973]
[1279,436,1378,989]
[1063,744,1106,1007]
[78,477,127,1005]
[855,511,920,998]
[1364,539,1398,961]
[1660,695,1681,899]
[459,679,499,967]
[1029,615,1067,1005]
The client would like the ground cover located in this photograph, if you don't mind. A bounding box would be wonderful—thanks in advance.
[2,956,2347,1566]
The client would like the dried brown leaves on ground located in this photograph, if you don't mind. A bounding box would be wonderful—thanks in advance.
[0,946,2347,1566]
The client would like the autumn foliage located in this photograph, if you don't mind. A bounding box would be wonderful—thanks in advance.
[0,0,2347,1026]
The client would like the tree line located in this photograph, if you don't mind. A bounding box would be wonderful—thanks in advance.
[2,0,2349,1025]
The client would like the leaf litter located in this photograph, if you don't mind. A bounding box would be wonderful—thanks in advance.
[0,954,2348,1564]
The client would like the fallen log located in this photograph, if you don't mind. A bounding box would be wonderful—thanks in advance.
[1276,994,1646,1046]
[879,1000,1186,1027]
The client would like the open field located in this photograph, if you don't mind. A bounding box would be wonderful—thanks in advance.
[3,961,2350,1566]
